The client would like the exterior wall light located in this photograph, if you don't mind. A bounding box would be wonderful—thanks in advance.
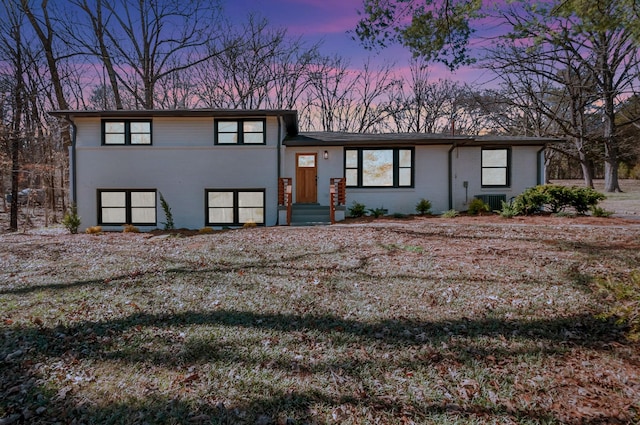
[323,150,329,160]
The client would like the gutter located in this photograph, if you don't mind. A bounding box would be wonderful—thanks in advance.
[448,144,456,210]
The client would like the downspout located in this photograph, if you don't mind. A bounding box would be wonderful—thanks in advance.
[276,116,282,225]
[448,143,456,210]
[61,115,78,205]
[277,116,282,181]
[536,146,545,185]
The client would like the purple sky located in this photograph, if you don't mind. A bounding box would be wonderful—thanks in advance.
[223,0,496,86]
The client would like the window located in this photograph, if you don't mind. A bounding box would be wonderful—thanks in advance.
[215,119,266,145]
[98,189,157,225]
[102,120,152,145]
[206,189,265,226]
[345,148,413,188]
[481,148,510,187]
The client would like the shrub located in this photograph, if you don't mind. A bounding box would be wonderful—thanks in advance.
[441,209,459,218]
[569,186,605,215]
[630,164,640,179]
[243,220,257,228]
[590,205,614,217]
[123,224,140,233]
[198,227,214,234]
[159,192,174,230]
[415,198,432,215]
[541,185,574,213]
[467,198,490,215]
[392,213,407,219]
[596,271,640,341]
[368,207,386,218]
[62,205,81,234]
[513,186,548,215]
[498,200,518,218]
[513,184,605,215]
[348,201,367,218]
[85,226,102,234]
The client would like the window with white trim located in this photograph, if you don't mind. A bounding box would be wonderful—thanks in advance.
[98,189,157,225]
[102,120,152,145]
[481,148,510,187]
[206,189,265,226]
[215,119,266,145]
[345,148,413,187]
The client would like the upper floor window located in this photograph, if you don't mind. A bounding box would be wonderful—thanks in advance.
[345,148,413,188]
[481,148,510,187]
[215,119,266,145]
[102,120,152,145]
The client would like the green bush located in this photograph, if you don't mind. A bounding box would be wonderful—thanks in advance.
[569,186,605,215]
[467,198,490,215]
[415,198,432,215]
[368,207,386,218]
[590,205,614,217]
[541,185,574,213]
[513,186,548,215]
[441,209,459,218]
[498,200,518,218]
[513,185,605,215]
[159,192,175,230]
[348,201,367,218]
[62,205,81,234]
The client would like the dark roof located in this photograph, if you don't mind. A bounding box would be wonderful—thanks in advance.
[49,109,299,136]
[48,109,564,146]
[285,131,562,147]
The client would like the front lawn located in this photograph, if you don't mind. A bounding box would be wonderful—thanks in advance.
[1,218,639,424]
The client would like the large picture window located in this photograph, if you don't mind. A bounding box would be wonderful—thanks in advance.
[102,120,152,145]
[345,148,413,188]
[215,119,266,145]
[481,148,510,187]
[98,189,157,225]
[206,189,265,226]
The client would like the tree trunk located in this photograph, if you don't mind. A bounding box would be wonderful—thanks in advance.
[603,142,621,192]
[575,137,594,188]
[9,135,19,231]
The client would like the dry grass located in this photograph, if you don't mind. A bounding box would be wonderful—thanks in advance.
[1,216,640,424]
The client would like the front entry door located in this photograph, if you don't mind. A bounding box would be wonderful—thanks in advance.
[296,153,317,203]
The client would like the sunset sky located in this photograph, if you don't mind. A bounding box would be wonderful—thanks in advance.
[223,0,499,84]
[222,0,495,85]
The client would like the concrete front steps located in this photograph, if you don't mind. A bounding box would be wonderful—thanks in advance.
[290,204,331,226]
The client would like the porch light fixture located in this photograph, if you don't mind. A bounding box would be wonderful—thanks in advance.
[323,150,329,160]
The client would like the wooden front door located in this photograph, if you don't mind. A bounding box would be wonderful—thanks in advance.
[296,153,317,203]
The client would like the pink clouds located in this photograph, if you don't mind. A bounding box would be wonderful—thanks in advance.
[225,0,499,87]
[228,0,363,35]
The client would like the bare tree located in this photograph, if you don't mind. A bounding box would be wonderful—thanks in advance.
[303,55,397,132]
[383,59,463,134]
[64,0,125,109]
[195,15,321,110]
[491,1,640,192]
[63,0,225,109]
[484,37,601,187]
[1,1,29,230]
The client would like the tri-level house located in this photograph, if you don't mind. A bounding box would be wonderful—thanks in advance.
[50,109,556,231]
